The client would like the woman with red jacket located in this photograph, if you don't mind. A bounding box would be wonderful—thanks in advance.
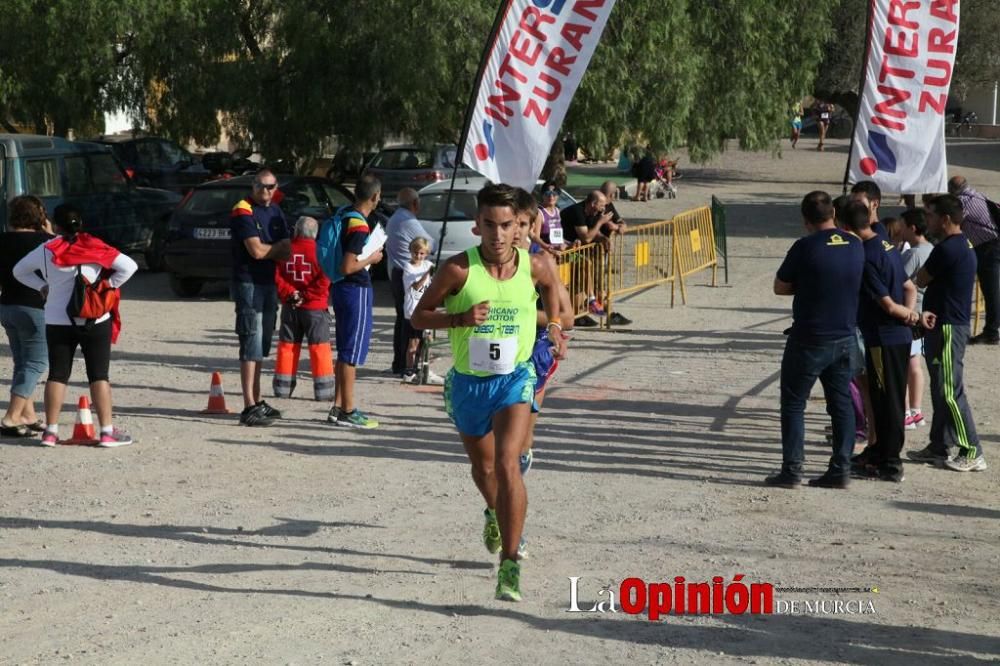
[272,216,334,400]
[13,204,137,447]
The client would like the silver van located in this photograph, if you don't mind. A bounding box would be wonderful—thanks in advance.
[0,134,181,270]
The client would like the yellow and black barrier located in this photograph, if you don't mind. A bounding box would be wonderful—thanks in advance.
[555,241,606,319]
[553,204,722,327]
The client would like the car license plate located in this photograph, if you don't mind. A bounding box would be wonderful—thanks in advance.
[194,227,230,240]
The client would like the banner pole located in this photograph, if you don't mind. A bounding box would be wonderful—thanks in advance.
[434,0,513,270]
[842,0,877,195]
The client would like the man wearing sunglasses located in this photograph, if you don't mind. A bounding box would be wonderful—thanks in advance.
[230,169,292,426]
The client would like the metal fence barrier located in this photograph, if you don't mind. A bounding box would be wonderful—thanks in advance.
[552,204,723,326]
[555,241,606,320]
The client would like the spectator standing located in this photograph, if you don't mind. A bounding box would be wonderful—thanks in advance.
[900,209,933,429]
[841,202,918,483]
[529,180,564,255]
[600,181,628,230]
[272,216,334,401]
[13,204,138,447]
[229,169,291,426]
[327,175,384,429]
[767,191,864,489]
[401,238,439,384]
[0,196,52,437]
[948,175,999,345]
[634,149,656,202]
[910,195,987,472]
[385,188,433,375]
[850,181,889,239]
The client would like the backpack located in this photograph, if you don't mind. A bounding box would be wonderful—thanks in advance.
[66,266,119,327]
[317,205,367,283]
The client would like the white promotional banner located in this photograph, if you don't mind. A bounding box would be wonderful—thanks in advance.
[463,0,616,190]
[848,0,960,194]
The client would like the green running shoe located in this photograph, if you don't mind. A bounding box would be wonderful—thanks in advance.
[483,508,501,554]
[495,558,522,602]
[336,409,379,429]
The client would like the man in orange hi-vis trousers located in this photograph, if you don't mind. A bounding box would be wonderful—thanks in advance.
[273,216,334,400]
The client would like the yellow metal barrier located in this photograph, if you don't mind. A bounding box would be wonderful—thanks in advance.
[671,206,718,304]
[972,277,984,336]
[555,242,606,320]
[552,205,720,326]
[605,218,678,314]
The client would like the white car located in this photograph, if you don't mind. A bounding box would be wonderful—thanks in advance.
[416,177,577,263]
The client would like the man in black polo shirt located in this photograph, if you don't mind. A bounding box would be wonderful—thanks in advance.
[560,191,631,326]
[767,191,865,489]
[909,195,987,472]
[840,202,918,483]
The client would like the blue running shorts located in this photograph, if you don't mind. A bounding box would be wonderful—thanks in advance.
[444,362,538,437]
[332,282,373,366]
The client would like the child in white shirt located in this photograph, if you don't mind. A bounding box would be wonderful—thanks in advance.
[401,238,434,383]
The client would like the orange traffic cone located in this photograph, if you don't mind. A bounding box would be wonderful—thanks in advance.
[61,396,99,445]
[201,372,231,414]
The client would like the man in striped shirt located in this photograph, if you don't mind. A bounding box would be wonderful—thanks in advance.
[948,176,999,345]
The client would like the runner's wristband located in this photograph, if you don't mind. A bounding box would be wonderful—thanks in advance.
[547,322,562,332]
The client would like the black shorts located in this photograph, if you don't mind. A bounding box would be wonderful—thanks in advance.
[402,318,424,342]
[46,319,112,384]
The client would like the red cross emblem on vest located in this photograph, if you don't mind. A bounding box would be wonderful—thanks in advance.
[286,254,312,282]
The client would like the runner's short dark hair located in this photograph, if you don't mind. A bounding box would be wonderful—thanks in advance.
[850,180,882,204]
[513,187,538,217]
[477,183,519,212]
[926,194,964,224]
[801,191,834,225]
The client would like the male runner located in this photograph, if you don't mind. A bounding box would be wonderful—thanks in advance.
[512,189,575,476]
[410,184,566,602]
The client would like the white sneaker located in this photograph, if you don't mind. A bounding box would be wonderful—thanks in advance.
[425,370,446,386]
[944,455,987,472]
[401,372,419,385]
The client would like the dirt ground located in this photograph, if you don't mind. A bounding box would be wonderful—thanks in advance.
[1,137,998,665]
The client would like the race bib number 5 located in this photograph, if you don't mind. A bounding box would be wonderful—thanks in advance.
[469,337,517,375]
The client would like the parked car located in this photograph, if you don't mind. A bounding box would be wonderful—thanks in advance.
[163,174,382,297]
[88,135,212,193]
[363,144,479,204]
[0,133,182,270]
[415,177,576,263]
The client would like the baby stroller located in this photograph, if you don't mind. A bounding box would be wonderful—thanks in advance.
[650,158,678,199]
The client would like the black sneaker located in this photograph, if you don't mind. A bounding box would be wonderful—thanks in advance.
[608,312,632,326]
[574,315,599,327]
[764,471,801,489]
[968,333,1000,346]
[808,473,850,489]
[257,400,282,419]
[877,466,905,483]
[851,446,875,468]
[326,406,341,424]
[240,404,274,427]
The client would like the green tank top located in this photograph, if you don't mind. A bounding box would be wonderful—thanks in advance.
[446,247,537,377]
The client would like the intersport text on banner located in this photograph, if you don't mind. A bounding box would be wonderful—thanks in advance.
[463,0,617,190]
[847,0,960,194]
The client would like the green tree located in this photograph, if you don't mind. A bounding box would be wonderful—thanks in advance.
[1,0,839,173]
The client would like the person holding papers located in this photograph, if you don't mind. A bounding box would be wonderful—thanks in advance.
[328,175,384,429]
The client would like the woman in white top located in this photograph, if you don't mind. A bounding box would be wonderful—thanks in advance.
[13,204,138,447]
